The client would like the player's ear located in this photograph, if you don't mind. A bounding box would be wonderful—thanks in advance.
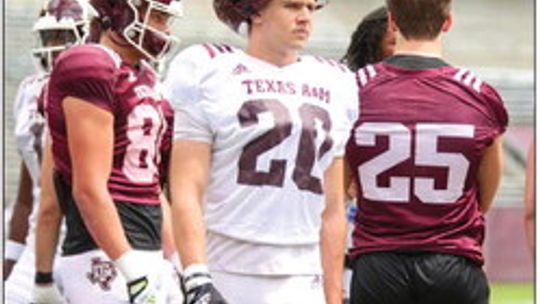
[441,13,452,33]
[250,12,263,26]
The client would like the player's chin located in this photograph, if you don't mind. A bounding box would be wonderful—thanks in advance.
[290,37,309,50]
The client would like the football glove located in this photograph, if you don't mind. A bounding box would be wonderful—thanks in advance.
[114,250,162,304]
[31,283,64,304]
[182,264,228,304]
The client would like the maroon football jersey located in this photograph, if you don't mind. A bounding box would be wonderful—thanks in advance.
[45,44,173,205]
[346,55,508,265]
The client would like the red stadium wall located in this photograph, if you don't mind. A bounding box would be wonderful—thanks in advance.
[484,207,534,282]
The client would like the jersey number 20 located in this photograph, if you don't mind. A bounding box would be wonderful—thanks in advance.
[237,99,332,195]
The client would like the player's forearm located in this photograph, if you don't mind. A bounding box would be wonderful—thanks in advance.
[170,195,208,267]
[72,187,131,260]
[524,143,534,257]
[321,158,347,304]
[160,193,177,259]
[35,138,62,273]
[8,199,32,244]
[35,200,62,273]
[525,215,534,257]
[8,163,34,243]
[321,209,346,304]
[168,141,212,267]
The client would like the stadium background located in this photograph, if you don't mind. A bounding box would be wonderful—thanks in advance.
[4,0,534,303]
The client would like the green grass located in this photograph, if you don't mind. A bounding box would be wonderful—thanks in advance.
[491,283,534,304]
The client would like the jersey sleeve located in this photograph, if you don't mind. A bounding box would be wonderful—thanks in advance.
[51,45,117,112]
[331,69,359,158]
[12,76,37,124]
[158,101,174,186]
[480,82,509,137]
[13,76,34,155]
[163,45,213,143]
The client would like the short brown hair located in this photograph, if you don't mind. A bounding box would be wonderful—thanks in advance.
[386,0,451,40]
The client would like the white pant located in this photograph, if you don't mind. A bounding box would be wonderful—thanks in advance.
[212,271,325,304]
[57,249,183,304]
[5,245,62,304]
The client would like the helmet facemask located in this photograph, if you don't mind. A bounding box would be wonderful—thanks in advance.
[31,0,91,72]
[123,0,183,62]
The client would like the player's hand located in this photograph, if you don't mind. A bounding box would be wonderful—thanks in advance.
[126,275,160,304]
[114,250,163,304]
[30,283,64,304]
[182,264,228,304]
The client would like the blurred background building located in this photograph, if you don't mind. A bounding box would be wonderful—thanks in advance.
[4,0,534,302]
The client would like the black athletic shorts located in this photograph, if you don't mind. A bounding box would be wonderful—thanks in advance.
[349,251,489,304]
[53,171,162,255]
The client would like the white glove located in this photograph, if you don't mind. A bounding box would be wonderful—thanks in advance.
[114,250,162,304]
[31,283,64,304]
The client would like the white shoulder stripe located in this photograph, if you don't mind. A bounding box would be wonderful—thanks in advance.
[454,68,482,93]
[357,69,367,86]
[463,72,475,86]
[453,68,468,81]
[366,64,376,78]
[472,77,482,92]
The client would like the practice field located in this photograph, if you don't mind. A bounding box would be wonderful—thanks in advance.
[491,283,534,304]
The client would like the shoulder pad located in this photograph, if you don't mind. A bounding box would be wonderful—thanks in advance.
[53,44,119,84]
[309,55,349,73]
[201,43,237,59]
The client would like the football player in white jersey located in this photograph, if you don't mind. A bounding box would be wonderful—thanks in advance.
[4,1,89,302]
[163,0,358,303]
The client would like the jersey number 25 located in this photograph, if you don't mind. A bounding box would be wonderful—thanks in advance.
[355,122,474,204]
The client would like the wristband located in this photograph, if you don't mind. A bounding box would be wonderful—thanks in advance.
[183,264,212,290]
[5,240,25,261]
[167,252,182,271]
[35,271,54,284]
[114,250,146,282]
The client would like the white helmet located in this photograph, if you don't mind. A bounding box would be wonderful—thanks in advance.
[32,0,92,72]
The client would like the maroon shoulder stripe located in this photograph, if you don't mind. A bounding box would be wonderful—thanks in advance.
[203,43,216,58]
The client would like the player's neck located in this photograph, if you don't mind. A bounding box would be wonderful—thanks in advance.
[100,32,144,66]
[393,35,443,58]
[246,38,299,67]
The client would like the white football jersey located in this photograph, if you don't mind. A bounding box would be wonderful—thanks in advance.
[13,73,49,235]
[165,44,358,246]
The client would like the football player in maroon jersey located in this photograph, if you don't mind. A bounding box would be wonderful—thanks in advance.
[33,0,183,303]
[524,143,534,258]
[341,6,395,72]
[345,0,508,303]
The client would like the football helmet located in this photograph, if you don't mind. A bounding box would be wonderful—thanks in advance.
[89,0,183,61]
[213,0,329,33]
[32,0,91,72]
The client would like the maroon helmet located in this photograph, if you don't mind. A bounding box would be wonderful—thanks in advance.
[89,0,183,61]
[213,0,329,33]
[32,0,91,72]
